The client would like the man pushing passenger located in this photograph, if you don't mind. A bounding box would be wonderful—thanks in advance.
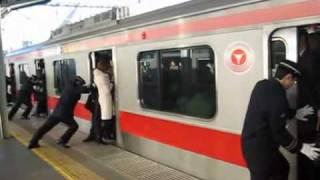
[28,76,89,149]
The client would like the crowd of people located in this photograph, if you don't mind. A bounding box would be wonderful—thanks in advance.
[6,29,320,180]
[7,73,47,120]
[26,56,115,149]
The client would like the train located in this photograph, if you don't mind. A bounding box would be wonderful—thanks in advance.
[5,0,320,179]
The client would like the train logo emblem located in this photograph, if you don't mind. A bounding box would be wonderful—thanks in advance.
[224,42,255,73]
[231,49,246,65]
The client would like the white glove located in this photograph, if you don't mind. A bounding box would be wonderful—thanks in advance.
[300,143,320,160]
[295,105,314,121]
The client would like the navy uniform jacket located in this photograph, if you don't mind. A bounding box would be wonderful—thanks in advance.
[241,79,302,170]
[52,83,89,119]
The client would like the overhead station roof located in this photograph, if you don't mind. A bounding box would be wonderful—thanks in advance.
[6,0,266,56]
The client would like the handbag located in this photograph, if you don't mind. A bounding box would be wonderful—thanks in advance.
[85,86,98,112]
[85,93,94,111]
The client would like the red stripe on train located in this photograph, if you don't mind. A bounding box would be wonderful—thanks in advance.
[47,96,91,121]
[61,0,320,53]
[120,111,246,167]
[48,96,246,167]
[8,0,320,61]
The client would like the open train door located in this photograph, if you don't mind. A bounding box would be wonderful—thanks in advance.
[34,59,48,116]
[88,49,120,144]
[270,24,320,180]
[7,63,17,105]
[271,27,298,180]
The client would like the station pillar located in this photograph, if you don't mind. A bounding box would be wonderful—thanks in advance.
[0,19,10,139]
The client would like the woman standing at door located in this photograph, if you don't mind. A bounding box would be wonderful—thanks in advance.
[94,58,114,144]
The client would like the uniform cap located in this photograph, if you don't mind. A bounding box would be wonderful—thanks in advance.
[278,60,301,76]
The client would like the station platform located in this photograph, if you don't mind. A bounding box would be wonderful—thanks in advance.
[0,138,64,180]
[5,111,199,180]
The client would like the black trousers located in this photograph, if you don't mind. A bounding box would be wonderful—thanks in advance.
[109,116,116,139]
[35,96,47,115]
[87,104,114,140]
[248,153,289,180]
[297,113,320,180]
[8,93,33,119]
[86,103,101,139]
[243,140,289,180]
[29,116,79,145]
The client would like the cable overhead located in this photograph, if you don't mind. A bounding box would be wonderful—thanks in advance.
[44,3,113,9]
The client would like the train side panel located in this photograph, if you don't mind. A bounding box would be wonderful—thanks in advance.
[116,28,263,180]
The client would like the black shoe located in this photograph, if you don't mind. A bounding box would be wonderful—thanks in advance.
[108,133,116,140]
[57,140,71,148]
[83,136,95,143]
[28,143,40,149]
[96,138,109,145]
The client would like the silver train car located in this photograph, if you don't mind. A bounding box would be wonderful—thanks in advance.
[5,0,320,179]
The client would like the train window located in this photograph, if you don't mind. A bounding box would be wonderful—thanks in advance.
[138,51,162,110]
[53,59,76,94]
[271,40,286,75]
[138,45,216,119]
[18,64,30,84]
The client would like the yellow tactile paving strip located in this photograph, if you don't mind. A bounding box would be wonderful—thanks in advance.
[9,122,105,180]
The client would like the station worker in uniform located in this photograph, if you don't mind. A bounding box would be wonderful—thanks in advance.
[8,73,36,120]
[28,76,89,149]
[241,60,320,180]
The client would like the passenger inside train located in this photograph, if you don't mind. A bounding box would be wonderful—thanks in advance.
[296,25,320,180]
[6,63,17,105]
[139,47,216,118]
[83,50,116,144]
[32,59,48,117]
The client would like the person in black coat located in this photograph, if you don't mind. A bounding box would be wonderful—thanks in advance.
[8,74,35,120]
[82,86,101,143]
[5,76,12,104]
[28,76,89,149]
[297,32,320,180]
[241,60,320,180]
[32,74,48,117]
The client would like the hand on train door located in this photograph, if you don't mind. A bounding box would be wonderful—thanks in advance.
[295,105,314,121]
[300,143,320,160]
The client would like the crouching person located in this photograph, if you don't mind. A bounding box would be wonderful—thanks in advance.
[28,76,89,149]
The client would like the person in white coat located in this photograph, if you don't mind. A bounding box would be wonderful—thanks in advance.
[94,60,113,144]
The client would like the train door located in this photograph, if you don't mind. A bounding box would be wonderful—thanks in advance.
[270,24,320,180]
[18,64,30,88]
[270,27,298,180]
[88,49,117,138]
[7,63,17,103]
[295,24,320,180]
[271,28,298,109]
[34,59,48,116]
[89,49,113,85]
